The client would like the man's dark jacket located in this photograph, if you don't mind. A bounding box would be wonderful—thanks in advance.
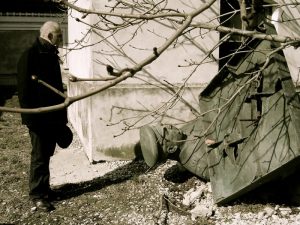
[17,37,67,128]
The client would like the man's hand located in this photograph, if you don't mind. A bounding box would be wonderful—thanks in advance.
[31,75,38,81]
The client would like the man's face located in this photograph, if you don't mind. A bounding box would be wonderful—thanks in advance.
[50,29,63,47]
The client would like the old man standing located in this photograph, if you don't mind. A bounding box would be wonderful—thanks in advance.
[17,21,72,212]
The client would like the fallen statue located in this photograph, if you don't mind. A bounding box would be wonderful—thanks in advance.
[139,38,300,205]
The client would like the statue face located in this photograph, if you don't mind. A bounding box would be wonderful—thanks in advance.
[159,125,187,155]
[140,125,187,168]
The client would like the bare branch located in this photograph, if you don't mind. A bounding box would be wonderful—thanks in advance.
[31,75,67,98]
[57,0,185,19]
[69,74,117,82]
[192,22,300,44]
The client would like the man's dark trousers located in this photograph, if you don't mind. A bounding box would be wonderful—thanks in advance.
[28,126,56,200]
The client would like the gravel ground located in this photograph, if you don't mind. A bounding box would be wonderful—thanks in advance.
[1,94,300,224]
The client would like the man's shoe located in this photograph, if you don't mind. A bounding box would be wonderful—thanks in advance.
[47,190,61,201]
[33,199,55,212]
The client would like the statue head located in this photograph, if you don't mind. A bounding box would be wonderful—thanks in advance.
[139,124,187,167]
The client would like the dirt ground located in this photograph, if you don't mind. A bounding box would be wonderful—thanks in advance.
[2,90,300,225]
[0,91,210,225]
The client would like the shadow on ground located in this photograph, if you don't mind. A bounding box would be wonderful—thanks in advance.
[52,157,300,207]
[52,159,150,200]
[52,159,197,202]
[226,171,300,207]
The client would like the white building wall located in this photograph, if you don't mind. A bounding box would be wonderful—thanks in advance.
[67,0,219,162]
[68,0,94,78]
[272,1,300,84]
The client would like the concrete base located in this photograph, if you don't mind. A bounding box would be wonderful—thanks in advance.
[68,80,204,162]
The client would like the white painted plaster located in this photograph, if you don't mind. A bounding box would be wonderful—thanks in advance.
[68,0,219,161]
[272,2,300,84]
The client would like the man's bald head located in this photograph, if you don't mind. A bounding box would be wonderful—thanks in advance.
[40,21,63,47]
